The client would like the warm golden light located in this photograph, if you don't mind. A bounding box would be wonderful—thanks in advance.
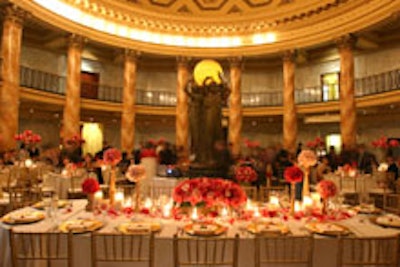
[32,0,277,48]
[193,59,223,86]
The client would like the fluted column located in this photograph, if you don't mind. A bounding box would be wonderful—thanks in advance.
[0,5,26,151]
[175,57,190,161]
[228,57,243,158]
[62,34,84,142]
[338,35,357,149]
[282,50,297,154]
[121,50,138,153]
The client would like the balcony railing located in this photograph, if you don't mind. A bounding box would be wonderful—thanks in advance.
[17,66,400,107]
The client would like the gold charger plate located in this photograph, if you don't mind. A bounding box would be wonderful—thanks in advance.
[1,211,45,225]
[59,219,104,233]
[32,200,68,210]
[370,215,400,228]
[305,222,350,236]
[352,205,381,214]
[116,221,162,234]
[247,222,290,235]
[184,222,227,236]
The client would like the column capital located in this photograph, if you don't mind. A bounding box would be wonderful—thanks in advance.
[124,49,140,62]
[336,34,357,51]
[3,4,29,26]
[282,50,296,63]
[228,56,243,68]
[68,34,86,50]
[176,56,192,67]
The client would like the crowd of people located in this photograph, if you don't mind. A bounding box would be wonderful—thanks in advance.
[1,136,399,189]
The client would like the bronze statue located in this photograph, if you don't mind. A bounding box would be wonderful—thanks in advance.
[185,75,230,167]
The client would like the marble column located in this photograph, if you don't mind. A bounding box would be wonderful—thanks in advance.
[62,34,84,142]
[175,57,190,161]
[0,5,25,151]
[121,50,138,154]
[338,35,357,149]
[228,57,243,158]
[282,50,297,154]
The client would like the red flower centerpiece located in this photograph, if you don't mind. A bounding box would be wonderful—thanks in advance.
[172,178,247,216]
[103,148,122,205]
[82,177,100,211]
[235,166,258,184]
[316,180,337,214]
[126,164,146,212]
[284,166,304,215]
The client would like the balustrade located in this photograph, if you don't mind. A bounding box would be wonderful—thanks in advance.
[10,65,400,107]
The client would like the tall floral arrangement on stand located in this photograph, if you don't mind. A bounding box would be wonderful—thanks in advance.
[125,164,146,212]
[297,149,317,197]
[316,180,337,214]
[284,166,303,215]
[371,135,399,162]
[103,148,122,205]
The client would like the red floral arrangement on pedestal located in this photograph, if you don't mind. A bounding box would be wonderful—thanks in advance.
[306,136,325,149]
[284,166,304,183]
[82,177,100,194]
[140,148,157,158]
[103,148,122,166]
[126,164,146,182]
[172,178,247,208]
[316,180,337,199]
[235,166,258,183]
[14,130,42,144]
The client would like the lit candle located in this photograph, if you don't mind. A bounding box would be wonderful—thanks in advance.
[246,199,254,211]
[163,202,172,218]
[123,197,132,208]
[269,196,280,209]
[253,206,261,219]
[191,207,199,221]
[294,201,301,213]
[114,191,124,210]
[94,191,103,203]
[302,196,313,213]
[220,206,229,218]
[25,159,33,168]
[144,197,153,209]
[311,192,321,207]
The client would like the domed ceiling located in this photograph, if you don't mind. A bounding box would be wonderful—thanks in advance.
[11,0,400,56]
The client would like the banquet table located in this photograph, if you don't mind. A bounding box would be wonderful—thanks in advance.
[1,200,400,267]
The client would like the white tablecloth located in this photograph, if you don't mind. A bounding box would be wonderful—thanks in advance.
[324,173,380,195]
[1,200,400,267]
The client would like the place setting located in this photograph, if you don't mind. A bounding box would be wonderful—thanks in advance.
[1,209,46,225]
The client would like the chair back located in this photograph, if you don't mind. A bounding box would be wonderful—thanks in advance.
[241,185,258,201]
[91,232,154,267]
[10,229,73,267]
[259,185,287,203]
[173,234,239,267]
[254,235,314,267]
[337,235,399,267]
[383,194,400,214]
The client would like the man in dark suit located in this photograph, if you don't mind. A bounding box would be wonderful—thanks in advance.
[357,144,377,174]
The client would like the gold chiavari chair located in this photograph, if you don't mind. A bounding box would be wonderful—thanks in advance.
[254,235,314,267]
[91,232,154,267]
[383,193,400,214]
[10,229,73,267]
[173,234,239,267]
[242,185,258,201]
[337,235,399,267]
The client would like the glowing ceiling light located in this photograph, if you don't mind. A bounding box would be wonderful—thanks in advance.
[32,0,279,48]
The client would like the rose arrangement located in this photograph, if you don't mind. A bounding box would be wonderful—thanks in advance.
[297,149,317,168]
[103,148,122,166]
[82,177,100,194]
[371,136,399,149]
[243,138,260,148]
[234,166,258,183]
[140,148,157,158]
[14,130,42,144]
[65,134,85,145]
[306,136,325,149]
[284,166,304,183]
[126,164,146,182]
[172,178,247,208]
[316,180,337,199]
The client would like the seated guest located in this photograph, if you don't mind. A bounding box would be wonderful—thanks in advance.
[387,156,399,181]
